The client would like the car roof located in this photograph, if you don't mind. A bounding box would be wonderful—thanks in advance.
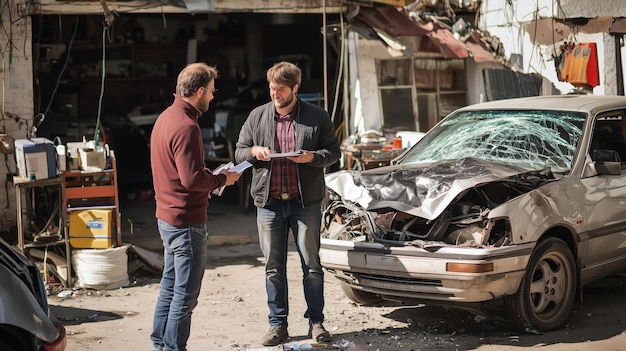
[455,95,626,115]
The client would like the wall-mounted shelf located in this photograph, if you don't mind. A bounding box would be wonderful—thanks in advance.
[53,41,187,118]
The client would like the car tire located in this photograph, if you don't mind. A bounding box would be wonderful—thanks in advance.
[340,281,383,305]
[0,337,25,351]
[504,236,577,333]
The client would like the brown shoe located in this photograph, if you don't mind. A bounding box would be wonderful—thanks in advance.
[308,322,331,342]
[261,325,289,346]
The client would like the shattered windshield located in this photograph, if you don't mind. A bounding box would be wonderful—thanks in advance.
[400,110,586,173]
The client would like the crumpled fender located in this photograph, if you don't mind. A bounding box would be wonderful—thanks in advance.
[0,265,59,343]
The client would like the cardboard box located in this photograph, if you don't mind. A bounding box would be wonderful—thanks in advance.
[69,209,113,249]
[69,236,113,249]
[14,138,56,179]
[78,148,107,170]
[69,209,112,236]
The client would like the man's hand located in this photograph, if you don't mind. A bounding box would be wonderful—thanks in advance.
[251,145,272,161]
[220,169,242,186]
[287,150,314,163]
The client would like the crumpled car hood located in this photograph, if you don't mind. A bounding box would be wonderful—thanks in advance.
[326,157,542,220]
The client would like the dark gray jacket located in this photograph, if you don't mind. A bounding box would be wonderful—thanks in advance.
[235,98,341,208]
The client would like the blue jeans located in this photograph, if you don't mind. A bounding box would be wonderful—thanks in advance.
[151,220,208,351]
[257,197,325,327]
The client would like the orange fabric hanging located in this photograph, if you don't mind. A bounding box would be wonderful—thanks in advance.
[560,43,600,88]
[560,48,575,82]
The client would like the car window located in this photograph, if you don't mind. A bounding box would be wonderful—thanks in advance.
[400,110,586,173]
[590,113,626,165]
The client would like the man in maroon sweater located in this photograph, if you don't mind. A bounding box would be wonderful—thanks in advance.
[149,62,240,351]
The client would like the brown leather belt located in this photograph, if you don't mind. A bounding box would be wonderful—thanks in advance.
[271,192,299,200]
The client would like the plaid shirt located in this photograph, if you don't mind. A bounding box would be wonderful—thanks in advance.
[270,107,299,198]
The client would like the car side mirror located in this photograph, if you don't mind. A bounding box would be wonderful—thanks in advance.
[586,161,622,176]
[593,149,621,162]
[584,149,622,176]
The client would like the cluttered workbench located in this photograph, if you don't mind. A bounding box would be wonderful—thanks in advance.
[342,143,403,170]
[340,130,425,170]
[13,137,122,288]
[340,130,411,170]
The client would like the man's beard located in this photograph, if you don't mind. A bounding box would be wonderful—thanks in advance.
[198,99,209,113]
[274,93,294,109]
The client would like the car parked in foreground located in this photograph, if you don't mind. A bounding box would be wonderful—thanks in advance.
[0,238,67,351]
[320,95,626,333]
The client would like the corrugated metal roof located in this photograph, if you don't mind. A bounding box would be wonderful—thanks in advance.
[350,4,431,37]
[349,4,498,63]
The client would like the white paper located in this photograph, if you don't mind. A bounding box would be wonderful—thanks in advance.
[268,151,302,158]
[211,162,233,196]
[212,162,233,174]
[210,161,252,196]
[231,160,252,173]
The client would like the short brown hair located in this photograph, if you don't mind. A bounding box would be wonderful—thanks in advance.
[266,61,301,89]
[176,62,218,97]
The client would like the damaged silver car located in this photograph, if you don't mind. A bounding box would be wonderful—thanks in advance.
[320,95,626,333]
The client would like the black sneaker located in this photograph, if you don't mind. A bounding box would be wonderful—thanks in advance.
[308,323,331,342]
[261,325,289,346]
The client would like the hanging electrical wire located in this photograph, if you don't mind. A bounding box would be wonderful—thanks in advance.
[330,13,345,123]
[43,16,79,116]
[0,0,15,64]
[160,4,168,28]
[330,13,346,142]
[93,23,110,145]
[527,0,540,71]
[14,1,32,60]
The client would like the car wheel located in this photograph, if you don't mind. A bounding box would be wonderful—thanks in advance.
[0,338,25,351]
[340,281,383,305]
[504,237,577,333]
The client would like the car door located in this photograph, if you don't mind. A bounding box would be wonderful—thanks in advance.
[579,110,626,278]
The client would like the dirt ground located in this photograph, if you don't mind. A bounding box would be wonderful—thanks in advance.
[43,196,626,351]
[50,239,626,351]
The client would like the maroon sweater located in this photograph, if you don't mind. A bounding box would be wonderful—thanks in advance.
[150,95,226,226]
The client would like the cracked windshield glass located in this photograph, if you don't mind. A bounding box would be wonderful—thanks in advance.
[401,110,586,173]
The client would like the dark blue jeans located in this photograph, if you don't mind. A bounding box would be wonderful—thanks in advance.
[151,220,207,351]
[257,197,325,327]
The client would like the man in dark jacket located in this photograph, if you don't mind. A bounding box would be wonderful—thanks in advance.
[235,61,341,346]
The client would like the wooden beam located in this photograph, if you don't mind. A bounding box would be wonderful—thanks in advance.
[368,0,413,6]
[32,0,345,14]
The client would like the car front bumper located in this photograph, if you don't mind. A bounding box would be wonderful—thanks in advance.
[43,323,67,351]
[320,238,533,303]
